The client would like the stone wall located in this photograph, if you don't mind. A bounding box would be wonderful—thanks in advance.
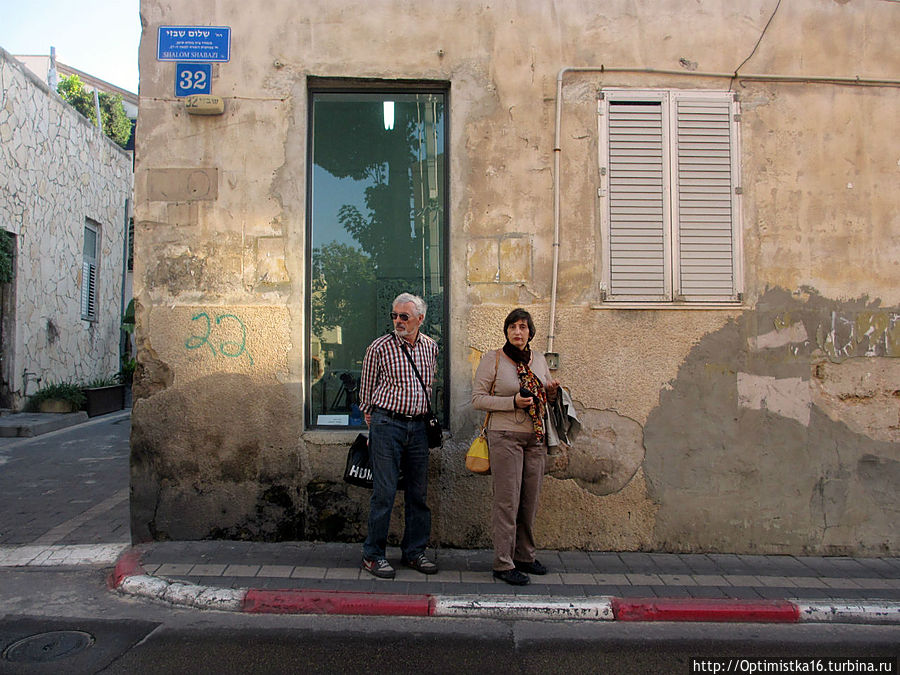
[0,47,133,408]
[132,0,899,554]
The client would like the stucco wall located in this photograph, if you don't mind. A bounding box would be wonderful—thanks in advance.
[133,0,899,553]
[0,48,132,408]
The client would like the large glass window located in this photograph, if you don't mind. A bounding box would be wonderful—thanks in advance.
[307,88,447,428]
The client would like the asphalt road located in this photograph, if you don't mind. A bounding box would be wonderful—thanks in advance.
[0,416,896,674]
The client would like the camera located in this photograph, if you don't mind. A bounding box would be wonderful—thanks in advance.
[519,387,536,399]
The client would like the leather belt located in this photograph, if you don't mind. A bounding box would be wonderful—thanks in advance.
[373,406,426,421]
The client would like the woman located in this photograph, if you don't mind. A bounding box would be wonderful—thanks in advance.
[472,308,559,585]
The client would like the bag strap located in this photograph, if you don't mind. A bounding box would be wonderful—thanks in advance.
[399,340,434,416]
[480,350,500,432]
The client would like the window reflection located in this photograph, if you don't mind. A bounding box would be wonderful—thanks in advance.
[308,91,446,427]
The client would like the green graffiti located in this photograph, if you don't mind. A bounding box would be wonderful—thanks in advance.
[185,312,254,365]
[185,312,217,356]
[215,313,254,365]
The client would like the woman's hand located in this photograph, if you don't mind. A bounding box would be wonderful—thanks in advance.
[546,380,560,402]
[514,393,533,409]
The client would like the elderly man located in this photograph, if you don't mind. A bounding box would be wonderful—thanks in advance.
[358,292,439,578]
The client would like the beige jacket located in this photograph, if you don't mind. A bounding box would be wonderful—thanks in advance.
[472,348,552,433]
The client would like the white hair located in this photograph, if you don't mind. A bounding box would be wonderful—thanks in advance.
[393,292,427,318]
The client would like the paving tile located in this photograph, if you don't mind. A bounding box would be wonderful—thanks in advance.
[536,573,564,585]
[785,588,835,600]
[655,586,695,598]
[559,573,596,585]
[460,571,490,584]
[587,552,628,572]
[155,563,194,576]
[622,585,658,598]
[625,573,663,586]
[852,578,898,589]
[648,555,693,574]
[557,550,593,571]
[257,565,295,578]
[681,555,721,574]
[686,586,729,599]
[722,587,764,600]
[291,566,326,579]
[691,574,729,586]
[756,576,797,587]
[852,559,899,577]
[752,586,795,600]
[821,577,862,589]
[224,564,260,577]
[449,582,490,594]
[723,575,762,587]
[618,552,660,573]
[657,574,697,586]
[593,573,629,585]
[324,567,361,580]
[433,570,461,583]
[189,564,227,576]
[787,577,828,589]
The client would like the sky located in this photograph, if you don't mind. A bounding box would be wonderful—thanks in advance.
[0,0,141,93]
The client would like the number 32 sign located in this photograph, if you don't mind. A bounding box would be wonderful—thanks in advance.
[175,63,212,97]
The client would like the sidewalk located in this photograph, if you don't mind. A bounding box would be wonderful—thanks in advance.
[111,540,900,624]
[0,411,89,438]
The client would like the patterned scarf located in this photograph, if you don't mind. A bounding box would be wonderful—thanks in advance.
[503,341,547,440]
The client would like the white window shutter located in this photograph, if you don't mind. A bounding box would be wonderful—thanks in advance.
[605,99,670,300]
[81,260,91,317]
[673,94,737,301]
[87,263,96,318]
[81,260,97,319]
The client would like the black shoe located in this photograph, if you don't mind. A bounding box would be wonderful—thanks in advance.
[402,553,438,575]
[514,559,548,575]
[493,568,530,586]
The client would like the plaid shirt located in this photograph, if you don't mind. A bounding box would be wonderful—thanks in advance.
[359,331,438,417]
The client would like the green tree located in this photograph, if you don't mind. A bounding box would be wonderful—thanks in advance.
[57,74,132,148]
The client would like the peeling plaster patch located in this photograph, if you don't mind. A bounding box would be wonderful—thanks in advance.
[737,372,811,426]
[812,357,900,442]
[749,322,808,350]
[645,287,900,554]
[553,407,645,496]
[857,455,900,514]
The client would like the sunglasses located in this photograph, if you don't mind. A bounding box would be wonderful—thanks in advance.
[390,312,412,321]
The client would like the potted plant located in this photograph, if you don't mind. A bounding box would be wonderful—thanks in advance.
[27,381,86,414]
[81,375,126,417]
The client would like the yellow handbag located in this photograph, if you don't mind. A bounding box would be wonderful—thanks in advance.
[466,352,497,475]
[465,424,491,475]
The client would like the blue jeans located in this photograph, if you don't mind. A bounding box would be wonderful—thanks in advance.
[363,410,431,561]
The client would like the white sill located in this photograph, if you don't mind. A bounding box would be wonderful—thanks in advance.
[590,302,746,310]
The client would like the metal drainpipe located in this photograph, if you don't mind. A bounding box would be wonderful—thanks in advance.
[93,89,103,134]
[548,65,900,357]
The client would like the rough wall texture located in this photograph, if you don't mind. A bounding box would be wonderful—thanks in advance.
[0,48,132,408]
[133,0,899,553]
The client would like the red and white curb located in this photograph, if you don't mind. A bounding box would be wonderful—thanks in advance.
[109,550,900,624]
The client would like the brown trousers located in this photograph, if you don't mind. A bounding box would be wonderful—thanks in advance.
[487,430,546,571]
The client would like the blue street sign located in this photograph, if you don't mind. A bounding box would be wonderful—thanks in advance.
[158,26,231,62]
[175,63,212,97]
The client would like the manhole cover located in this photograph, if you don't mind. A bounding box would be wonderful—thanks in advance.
[2,630,95,663]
